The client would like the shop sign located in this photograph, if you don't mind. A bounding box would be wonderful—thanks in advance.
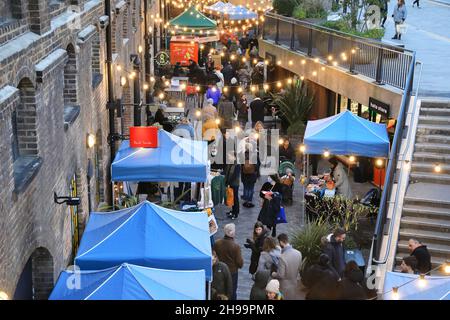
[155,51,170,66]
[170,41,199,66]
[130,126,158,148]
[369,97,390,118]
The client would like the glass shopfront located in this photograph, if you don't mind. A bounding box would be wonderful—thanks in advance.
[333,93,388,124]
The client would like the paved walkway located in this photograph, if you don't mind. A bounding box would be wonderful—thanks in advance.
[383,0,450,97]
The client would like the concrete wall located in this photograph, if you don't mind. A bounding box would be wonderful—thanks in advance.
[259,40,404,119]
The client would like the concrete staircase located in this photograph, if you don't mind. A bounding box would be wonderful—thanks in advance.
[395,100,450,273]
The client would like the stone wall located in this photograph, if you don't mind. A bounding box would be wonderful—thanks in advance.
[0,0,153,299]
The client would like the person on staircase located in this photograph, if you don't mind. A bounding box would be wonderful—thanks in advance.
[408,238,432,274]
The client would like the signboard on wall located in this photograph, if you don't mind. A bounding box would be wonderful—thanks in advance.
[369,97,390,118]
[130,126,159,148]
[170,41,199,66]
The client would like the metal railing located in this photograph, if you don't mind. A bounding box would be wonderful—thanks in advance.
[262,12,414,90]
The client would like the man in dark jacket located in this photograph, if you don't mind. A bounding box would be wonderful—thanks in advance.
[408,238,432,274]
[323,228,346,277]
[214,223,244,300]
[250,94,266,126]
[250,270,271,300]
[222,62,235,86]
[212,250,233,300]
[338,261,367,300]
[304,254,340,300]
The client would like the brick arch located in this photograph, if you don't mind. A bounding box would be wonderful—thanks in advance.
[13,247,54,300]
[64,43,78,105]
[12,77,39,160]
[13,64,35,88]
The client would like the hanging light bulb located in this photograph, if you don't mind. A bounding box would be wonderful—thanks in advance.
[180,83,186,90]
[299,145,306,153]
[277,60,282,66]
[287,78,293,84]
[333,61,338,66]
[215,118,220,125]
[444,261,450,274]
[263,84,269,91]
[251,86,257,92]
[312,71,317,77]
[376,159,384,168]
[242,57,247,63]
[223,87,228,93]
[277,81,282,88]
[288,60,293,66]
[392,287,399,300]
[150,76,155,82]
[195,110,201,118]
[278,138,284,145]
[321,66,326,71]
[301,59,306,65]
[212,87,217,93]
[120,76,127,86]
[300,76,305,81]
[254,133,259,139]
[138,45,143,53]
[253,58,258,64]
[143,83,149,90]
[158,93,165,100]
[418,274,427,288]
[349,156,356,163]
[116,64,122,71]
[196,85,201,92]
[314,58,319,63]
[323,150,330,158]
[235,126,241,133]
[177,101,184,108]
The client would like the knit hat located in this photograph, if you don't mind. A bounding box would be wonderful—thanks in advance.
[224,223,236,238]
[265,279,280,293]
[231,77,238,85]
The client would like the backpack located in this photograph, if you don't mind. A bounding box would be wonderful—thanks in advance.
[242,160,256,174]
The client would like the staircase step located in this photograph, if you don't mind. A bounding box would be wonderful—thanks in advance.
[397,240,450,258]
[411,162,450,174]
[404,195,450,209]
[418,115,450,126]
[415,134,450,144]
[403,205,450,221]
[410,172,450,184]
[413,152,450,165]
[420,108,450,117]
[420,101,450,109]
[399,228,450,246]
[414,142,450,154]
[400,216,450,232]
[417,124,450,135]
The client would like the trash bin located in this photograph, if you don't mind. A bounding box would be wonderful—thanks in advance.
[345,249,366,274]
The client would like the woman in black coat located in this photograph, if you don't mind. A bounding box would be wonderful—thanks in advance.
[338,261,367,300]
[258,174,283,237]
[245,222,268,275]
[224,153,241,219]
[305,254,340,300]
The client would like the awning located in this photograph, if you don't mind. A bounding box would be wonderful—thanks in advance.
[111,129,208,182]
[169,6,217,30]
[49,263,206,300]
[304,110,390,157]
[75,201,213,280]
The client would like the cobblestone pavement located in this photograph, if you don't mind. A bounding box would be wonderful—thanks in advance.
[214,172,306,300]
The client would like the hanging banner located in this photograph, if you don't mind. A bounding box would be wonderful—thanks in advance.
[369,97,390,118]
[129,126,159,148]
[170,41,199,66]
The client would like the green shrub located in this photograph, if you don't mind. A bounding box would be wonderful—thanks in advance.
[290,221,331,271]
[293,5,307,19]
[273,0,299,16]
[321,20,385,39]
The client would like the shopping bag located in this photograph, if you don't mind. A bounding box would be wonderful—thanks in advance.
[275,206,287,224]
[396,23,407,35]
[226,186,234,207]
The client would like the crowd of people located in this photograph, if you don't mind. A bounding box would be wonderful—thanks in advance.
[211,220,433,300]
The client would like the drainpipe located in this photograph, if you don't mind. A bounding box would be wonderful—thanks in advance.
[105,0,116,206]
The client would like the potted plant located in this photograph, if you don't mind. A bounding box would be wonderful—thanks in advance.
[270,79,313,137]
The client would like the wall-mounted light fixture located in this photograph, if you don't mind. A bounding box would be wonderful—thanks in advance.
[54,192,81,206]
[87,133,96,149]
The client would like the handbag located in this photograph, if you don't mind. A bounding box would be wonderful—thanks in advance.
[396,23,407,34]
[226,186,234,207]
[275,206,287,224]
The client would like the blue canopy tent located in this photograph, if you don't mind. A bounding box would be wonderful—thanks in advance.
[205,1,235,14]
[75,201,212,281]
[111,129,208,182]
[383,272,450,300]
[49,263,206,300]
[304,110,390,157]
[225,5,258,20]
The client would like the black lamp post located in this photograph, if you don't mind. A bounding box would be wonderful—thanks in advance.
[130,54,142,126]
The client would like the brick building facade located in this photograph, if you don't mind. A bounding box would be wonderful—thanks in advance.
[0,0,159,299]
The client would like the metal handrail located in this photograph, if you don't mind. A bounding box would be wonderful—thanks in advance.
[264,12,415,54]
[371,53,417,261]
[372,60,423,265]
